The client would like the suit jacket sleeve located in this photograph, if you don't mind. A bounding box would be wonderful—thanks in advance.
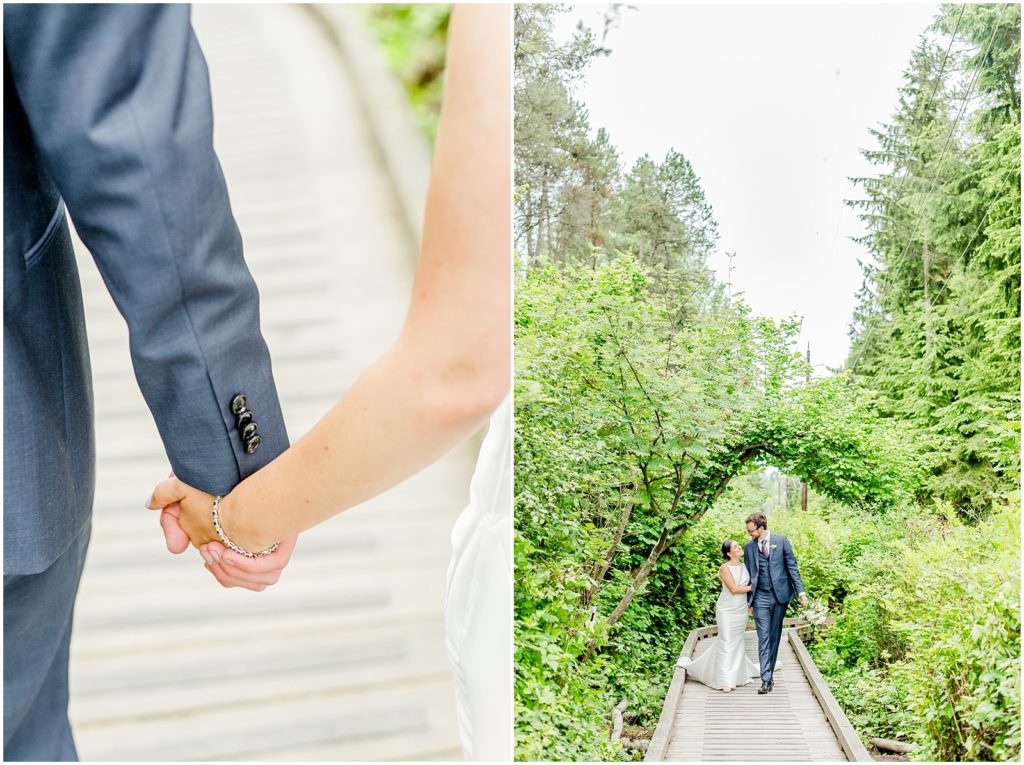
[3,5,288,494]
[784,536,805,597]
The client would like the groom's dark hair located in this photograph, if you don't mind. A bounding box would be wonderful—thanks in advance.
[746,512,768,530]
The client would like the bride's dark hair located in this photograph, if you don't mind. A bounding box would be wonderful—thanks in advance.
[721,539,738,560]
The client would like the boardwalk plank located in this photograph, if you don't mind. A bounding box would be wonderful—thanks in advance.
[656,628,851,762]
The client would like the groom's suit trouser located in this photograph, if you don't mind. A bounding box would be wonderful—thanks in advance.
[3,522,90,761]
[5,6,290,760]
[753,588,786,684]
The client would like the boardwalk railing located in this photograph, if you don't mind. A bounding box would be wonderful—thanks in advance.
[645,619,872,762]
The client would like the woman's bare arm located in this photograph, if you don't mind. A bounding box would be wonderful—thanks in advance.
[150,5,511,562]
[720,564,752,594]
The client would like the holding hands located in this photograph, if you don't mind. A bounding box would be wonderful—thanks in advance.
[146,475,295,592]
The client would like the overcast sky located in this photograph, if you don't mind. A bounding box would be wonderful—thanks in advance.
[554,3,942,372]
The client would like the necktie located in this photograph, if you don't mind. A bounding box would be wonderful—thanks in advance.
[760,539,768,557]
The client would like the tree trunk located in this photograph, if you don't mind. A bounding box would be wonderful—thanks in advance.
[604,528,669,628]
[582,445,765,659]
[583,493,635,607]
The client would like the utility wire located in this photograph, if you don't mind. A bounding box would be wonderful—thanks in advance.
[931,162,1018,305]
[846,6,1010,372]
[888,5,1004,274]
[848,163,1016,375]
[842,6,965,369]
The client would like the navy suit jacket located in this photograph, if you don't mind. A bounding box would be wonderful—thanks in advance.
[744,532,805,606]
[4,4,288,574]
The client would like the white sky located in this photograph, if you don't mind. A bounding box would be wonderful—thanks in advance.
[553,3,942,372]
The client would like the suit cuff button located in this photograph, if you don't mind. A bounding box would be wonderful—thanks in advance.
[245,434,262,454]
[231,394,248,415]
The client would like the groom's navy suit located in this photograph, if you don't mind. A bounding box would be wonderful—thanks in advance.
[744,531,805,685]
[4,5,288,760]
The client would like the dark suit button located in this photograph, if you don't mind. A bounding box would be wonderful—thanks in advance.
[231,394,247,415]
[242,422,258,442]
[245,434,262,454]
[236,411,253,430]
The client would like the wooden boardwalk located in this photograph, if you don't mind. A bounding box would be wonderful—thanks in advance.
[646,624,872,762]
[67,5,472,761]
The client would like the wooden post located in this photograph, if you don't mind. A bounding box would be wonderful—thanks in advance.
[726,251,736,303]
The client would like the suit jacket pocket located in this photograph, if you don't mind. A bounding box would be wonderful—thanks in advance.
[23,198,67,269]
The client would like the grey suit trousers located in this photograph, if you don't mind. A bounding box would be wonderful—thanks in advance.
[752,587,786,684]
[3,521,91,761]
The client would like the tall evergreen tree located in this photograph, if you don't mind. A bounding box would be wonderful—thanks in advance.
[847,3,1020,514]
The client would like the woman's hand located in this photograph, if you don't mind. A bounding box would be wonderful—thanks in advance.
[197,537,297,591]
[146,475,296,591]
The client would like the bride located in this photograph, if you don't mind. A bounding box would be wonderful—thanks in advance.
[676,539,760,692]
[145,5,510,759]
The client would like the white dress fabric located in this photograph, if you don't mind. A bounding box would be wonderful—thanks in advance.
[443,394,512,760]
[676,563,760,689]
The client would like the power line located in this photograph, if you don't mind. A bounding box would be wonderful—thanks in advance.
[887,5,1004,276]
[886,4,967,205]
[840,5,965,369]
[834,7,964,275]
[848,162,1016,375]
[931,162,1018,305]
[846,6,1010,373]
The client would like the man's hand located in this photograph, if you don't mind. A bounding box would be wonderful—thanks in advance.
[748,607,753,617]
[147,475,220,548]
[147,475,295,591]
[800,594,808,607]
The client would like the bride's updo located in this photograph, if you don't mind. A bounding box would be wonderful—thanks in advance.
[721,539,738,560]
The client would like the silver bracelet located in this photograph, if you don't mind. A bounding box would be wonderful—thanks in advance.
[212,495,279,558]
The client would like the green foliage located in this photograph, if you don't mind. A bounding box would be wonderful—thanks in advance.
[847,3,1021,516]
[513,5,719,291]
[515,258,918,759]
[807,501,1021,761]
[834,14,1022,751]
[364,5,449,143]
[513,5,1020,761]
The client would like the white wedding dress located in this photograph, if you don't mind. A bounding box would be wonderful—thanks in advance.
[676,563,760,689]
[443,394,511,760]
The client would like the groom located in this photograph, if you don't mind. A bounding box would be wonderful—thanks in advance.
[5,5,293,760]
[743,512,806,695]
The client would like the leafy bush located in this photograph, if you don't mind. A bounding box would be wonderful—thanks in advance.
[807,501,1021,761]
[364,5,449,143]
[890,504,1021,761]
[515,259,921,760]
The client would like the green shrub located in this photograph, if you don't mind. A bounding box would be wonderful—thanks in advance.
[890,504,1021,761]
[363,5,449,143]
[807,501,1021,761]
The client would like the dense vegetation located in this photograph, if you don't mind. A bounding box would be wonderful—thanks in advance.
[824,4,1022,760]
[514,4,1019,762]
[847,3,1020,517]
[364,4,450,143]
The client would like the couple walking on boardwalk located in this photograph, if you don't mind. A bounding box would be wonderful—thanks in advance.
[677,512,807,694]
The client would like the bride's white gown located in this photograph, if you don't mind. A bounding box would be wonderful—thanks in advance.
[442,394,511,760]
[676,563,760,689]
